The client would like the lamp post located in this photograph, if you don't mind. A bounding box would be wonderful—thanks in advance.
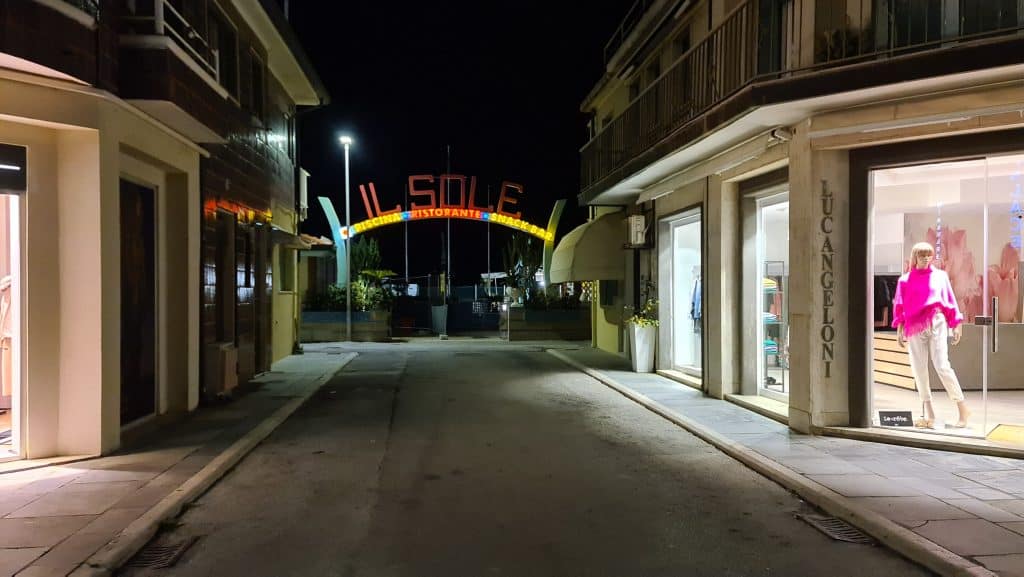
[339,135,353,342]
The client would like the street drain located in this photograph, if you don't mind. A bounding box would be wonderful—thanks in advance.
[795,514,874,544]
[125,536,199,569]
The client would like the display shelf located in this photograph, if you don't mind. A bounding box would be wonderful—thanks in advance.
[762,261,788,393]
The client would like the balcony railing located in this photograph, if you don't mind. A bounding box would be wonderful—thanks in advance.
[122,0,219,81]
[580,0,1024,194]
[603,0,656,65]
[583,1,759,191]
[62,0,99,18]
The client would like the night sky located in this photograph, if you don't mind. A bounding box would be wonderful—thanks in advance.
[289,1,633,285]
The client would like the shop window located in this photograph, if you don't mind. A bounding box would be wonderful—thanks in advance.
[868,154,1024,443]
[667,212,702,377]
[215,211,236,343]
[757,196,790,399]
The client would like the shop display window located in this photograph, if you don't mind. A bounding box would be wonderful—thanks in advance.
[869,154,1024,444]
[670,215,702,376]
[758,197,790,400]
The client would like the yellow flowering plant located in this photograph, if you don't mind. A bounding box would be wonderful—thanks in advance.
[627,297,659,327]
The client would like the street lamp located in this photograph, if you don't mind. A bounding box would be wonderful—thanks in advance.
[339,135,353,341]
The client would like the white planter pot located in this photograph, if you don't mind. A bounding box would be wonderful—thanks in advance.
[630,324,656,372]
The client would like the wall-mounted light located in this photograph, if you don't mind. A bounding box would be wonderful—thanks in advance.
[0,164,21,171]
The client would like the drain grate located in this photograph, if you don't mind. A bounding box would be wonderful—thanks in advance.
[795,514,874,544]
[125,536,199,569]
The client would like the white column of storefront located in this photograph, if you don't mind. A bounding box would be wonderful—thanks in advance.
[788,121,851,432]
[705,175,742,399]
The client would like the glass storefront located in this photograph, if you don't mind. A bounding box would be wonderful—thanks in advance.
[870,153,1024,444]
[758,195,790,401]
[0,194,20,459]
[670,213,702,376]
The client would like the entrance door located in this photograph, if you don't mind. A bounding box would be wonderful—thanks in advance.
[0,194,19,458]
[669,212,702,377]
[870,154,1024,441]
[120,179,157,425]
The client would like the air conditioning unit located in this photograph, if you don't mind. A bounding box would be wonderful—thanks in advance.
[628,214,646,246]
[203,342,238,398]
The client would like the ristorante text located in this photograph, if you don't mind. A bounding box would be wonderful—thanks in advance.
[341,175,553,242]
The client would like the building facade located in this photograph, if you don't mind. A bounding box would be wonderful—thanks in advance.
[559,0,1024,452]
[0,0,325,461]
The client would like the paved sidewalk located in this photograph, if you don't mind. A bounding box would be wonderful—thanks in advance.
[550,347,1024,577]
[0,346,355,577]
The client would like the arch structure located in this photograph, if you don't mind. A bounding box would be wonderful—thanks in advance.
[342,208,553,242]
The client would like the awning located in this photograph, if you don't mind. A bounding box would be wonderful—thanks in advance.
[272,228,312,250]
[549,212,625,284]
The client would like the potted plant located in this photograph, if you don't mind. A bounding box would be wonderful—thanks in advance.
[626,293,659,372]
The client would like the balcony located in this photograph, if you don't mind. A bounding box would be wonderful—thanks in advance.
[121,0,220,86]
[581,0,1024,197]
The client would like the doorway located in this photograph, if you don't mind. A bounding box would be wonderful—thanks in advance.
[0,194,20,458]
[869,153,1024,443]
[667,211,703,378]
[120,179,157,425]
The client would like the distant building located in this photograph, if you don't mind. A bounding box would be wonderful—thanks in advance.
[555,0,1023,448]
[0,0,327,460]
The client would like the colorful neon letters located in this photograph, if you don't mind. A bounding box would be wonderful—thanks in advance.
[343,175,550,241]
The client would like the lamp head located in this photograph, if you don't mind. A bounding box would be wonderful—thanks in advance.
[339,135,353,146]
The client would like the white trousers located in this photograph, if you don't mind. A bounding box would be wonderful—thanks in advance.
[906,312,965,403]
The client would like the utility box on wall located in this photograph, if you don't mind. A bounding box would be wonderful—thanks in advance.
[628,214,646,246]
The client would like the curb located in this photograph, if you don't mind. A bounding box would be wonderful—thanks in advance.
[547,349,998,577]
[69,352,358,577]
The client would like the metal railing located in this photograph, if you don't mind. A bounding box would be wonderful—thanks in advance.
[581,0,1024,194]
[603,0,656,64]
[583,1,759,191]
[122,0,219,81]
[62,0,100,18]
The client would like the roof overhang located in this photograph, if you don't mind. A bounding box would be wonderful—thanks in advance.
[550,211,626,284]
[235,0,329,106]
[127,100,226,144]
[583,59,1024,206]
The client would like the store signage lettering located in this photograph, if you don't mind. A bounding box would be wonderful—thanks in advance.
[341,175,553,241]
[878,411,914,427]
[820,180,835,379]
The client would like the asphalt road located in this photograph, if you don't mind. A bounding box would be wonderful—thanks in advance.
[120,343,932,577]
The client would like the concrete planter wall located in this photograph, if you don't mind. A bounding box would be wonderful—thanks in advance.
[300,310,392,342]
[500,308,591,341]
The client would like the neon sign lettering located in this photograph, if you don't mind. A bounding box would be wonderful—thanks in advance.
[341,174,552,241]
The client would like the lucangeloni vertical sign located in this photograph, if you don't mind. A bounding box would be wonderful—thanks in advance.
[820,179,836,379]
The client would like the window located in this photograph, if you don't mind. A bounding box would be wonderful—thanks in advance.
[208,5,238,97]
[627,80,640,101]
[601,114,613,130]
[673,30,691,57]
[286,113,296,160]
[279,248,295,292]
[249,51,265,121]
[646,60,661,86]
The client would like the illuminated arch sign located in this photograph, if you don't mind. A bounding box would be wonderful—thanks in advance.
[341,175,553,242]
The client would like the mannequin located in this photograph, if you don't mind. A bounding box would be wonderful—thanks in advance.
[892,242,970,428]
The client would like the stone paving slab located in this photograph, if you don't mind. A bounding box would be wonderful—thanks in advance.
[553,345,1024,577]
[0,346,353,577]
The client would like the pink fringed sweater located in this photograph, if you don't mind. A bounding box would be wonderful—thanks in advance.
[891,266,963,337]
